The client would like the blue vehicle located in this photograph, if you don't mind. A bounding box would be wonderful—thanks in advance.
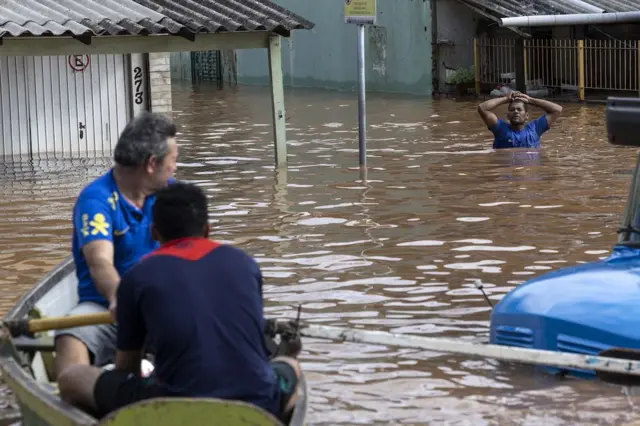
[489,97,640,379]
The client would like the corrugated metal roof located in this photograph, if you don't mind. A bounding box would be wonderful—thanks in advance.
[461,0,640,19]
[0,0,315,40]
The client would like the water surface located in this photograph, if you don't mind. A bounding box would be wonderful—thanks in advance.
[0,83,638,425]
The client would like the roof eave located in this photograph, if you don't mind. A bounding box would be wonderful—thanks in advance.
[456,0,532,37]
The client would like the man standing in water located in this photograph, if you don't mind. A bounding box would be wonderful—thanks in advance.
[477,91,563,149]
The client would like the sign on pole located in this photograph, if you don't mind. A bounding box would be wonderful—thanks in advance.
[344,0,377,25]
[344,0,376,180]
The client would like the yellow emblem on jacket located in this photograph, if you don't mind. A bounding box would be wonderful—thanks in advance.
[81,214,90,237]
[107,191,119,211]
[114,227,129,237]
[89,213,110,236]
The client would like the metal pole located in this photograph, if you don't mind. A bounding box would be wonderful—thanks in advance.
[618,153,640,244]
[356,24,367,180]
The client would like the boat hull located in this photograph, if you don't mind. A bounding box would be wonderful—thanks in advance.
[0,256,309,425]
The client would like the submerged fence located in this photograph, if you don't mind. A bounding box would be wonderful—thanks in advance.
[170,50,223,84]
[474,38,640,100]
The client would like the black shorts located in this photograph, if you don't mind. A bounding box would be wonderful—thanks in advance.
[93,370,165,418]
[94,360,299,420]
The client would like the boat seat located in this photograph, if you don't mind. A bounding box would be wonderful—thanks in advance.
[14,336,55,352]
[23,308,57,382]
[40,381,59,395]
[97,397,286,426]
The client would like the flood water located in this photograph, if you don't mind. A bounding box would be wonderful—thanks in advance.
[1,82,639,425]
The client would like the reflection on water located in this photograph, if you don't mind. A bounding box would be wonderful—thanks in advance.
[0,82,638,424]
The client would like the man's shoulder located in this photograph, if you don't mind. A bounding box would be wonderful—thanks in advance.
[166,242,260,273]
[122,256,153,278]
[152,241,256,264]
[527,115,548,126]
[76,171,114,203]
[120,254,162,288]
[214,244,259,265]
[490,119,511,133]
[124,242,258,280]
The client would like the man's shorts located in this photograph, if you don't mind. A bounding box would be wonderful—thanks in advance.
[93,360,300,420]
[93,369,164,418]
[54,302,117,367]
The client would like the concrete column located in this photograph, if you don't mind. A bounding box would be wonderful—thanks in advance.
[268,35,287,167]
[130,53,148,117]
[148,52,173,117]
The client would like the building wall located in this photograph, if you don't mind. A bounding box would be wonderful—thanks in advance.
[433,0,478,92]
[148,52,173,117]
[235,0,432,95]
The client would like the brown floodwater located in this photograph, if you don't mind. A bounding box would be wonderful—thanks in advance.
[1,82,639,425]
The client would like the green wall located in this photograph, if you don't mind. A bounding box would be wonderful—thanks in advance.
[236,0,432,95]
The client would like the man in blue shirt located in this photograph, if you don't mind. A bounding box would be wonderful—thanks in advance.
[54,112,178,377]
[477,91,563,149]
[58,182,302,424]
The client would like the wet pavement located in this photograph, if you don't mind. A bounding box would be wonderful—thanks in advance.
[0,81,639,425]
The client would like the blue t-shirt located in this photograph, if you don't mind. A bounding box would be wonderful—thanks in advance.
[72,169,172,307]
[489,115,550,149]
[116,237,281,417]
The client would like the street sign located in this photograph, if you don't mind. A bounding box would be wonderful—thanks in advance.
[344,0,377,25]
[68,54,90,72]
[343,0,375,180]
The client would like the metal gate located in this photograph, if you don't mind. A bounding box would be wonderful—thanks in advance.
[191,50,222,83]
[0,54,131,157]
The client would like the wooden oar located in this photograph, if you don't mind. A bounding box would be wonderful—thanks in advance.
[596,347,640,385]
[3,312,112,337]
[298,324,640,379]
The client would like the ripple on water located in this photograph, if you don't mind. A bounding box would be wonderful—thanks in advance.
[456,217,491,222]
[396,240,445,247]
[297,217,348,226]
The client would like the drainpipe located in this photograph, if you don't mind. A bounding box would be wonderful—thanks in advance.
[501,11,640,27]
[564,0,605,13]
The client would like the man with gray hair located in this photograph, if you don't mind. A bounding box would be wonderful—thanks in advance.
[54,112,179,377]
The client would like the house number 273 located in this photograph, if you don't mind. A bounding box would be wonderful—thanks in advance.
[133,66,144,105]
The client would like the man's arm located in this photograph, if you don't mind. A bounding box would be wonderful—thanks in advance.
[477,95,511,128]
[115,349,144,374]
[521,95,563,127]
[83,241,119,311]
[73,198,120,317]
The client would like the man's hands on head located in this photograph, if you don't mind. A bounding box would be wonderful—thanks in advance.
[508,91,531,103]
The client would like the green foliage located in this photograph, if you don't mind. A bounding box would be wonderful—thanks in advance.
[446,66,476,85]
